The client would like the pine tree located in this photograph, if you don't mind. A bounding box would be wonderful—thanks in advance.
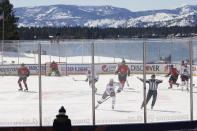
[0,0,19,40]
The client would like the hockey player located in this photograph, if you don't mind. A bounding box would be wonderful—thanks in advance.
[180,63,190,91]
[17,63,30,91]
[95,79,122,110]
[166,65,179,89]
[137,74,162,109]
[115,59,130,90]
[49,61,60,76]
[181,60,185,67]
[85,69,99,93]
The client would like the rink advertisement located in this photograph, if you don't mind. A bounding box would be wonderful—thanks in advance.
[129,64,166,73]
[99,63,197,75]
[1,63,197,75]
[98,63,167,74]
[0,64,45,75]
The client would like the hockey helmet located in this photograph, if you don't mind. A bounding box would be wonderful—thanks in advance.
[121,59,125,65]
[151,74,156,79]
[109,79,114,86]
[21,63,25,67]
[87,69,91,74]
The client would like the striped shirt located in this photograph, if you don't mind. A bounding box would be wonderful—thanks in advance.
[146,79,162,91]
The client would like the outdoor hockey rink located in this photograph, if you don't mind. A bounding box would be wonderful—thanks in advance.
[0,74,197,126]
[0,39,197,126]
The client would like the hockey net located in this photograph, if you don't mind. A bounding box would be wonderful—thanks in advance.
[45,62,68,76]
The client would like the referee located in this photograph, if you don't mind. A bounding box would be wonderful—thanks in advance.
[137,74,162,109]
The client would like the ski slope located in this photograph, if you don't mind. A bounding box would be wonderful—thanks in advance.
[0,74,197,126]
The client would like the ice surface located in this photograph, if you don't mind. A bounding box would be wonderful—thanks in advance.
[0,74,197,126]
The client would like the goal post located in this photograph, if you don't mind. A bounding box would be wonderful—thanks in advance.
[45,62,68,76]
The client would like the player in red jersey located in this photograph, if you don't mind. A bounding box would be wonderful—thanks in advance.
[115,59,130,92]
[166,65,179,89]
[49,61,60,76]
[17,63,30,91]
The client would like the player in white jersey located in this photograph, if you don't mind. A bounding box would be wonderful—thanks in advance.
[85,69,99,93]
[95,79,122,109]
[180,63,190,91]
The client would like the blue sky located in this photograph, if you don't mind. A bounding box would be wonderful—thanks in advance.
[10,0,197,11]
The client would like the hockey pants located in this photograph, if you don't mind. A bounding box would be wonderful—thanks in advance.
[141,90,157,108]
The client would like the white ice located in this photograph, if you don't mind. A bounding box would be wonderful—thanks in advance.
[0,74,197,126]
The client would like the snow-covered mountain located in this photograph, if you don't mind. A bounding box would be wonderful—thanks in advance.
[14,4,197,28]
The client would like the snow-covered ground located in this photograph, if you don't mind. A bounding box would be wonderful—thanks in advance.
[1,52,140,64]
[0,74,197,126]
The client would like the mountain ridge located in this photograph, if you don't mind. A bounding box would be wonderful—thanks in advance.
[14,4,197,28]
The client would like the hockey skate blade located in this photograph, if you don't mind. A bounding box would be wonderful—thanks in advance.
[95,104,99,109]
[18,90,38,93]
[25,91,38,93]
[18,89,23,92]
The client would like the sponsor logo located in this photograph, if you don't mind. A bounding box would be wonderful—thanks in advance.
[75,67,89,72]
[101,64,116,72]
[67,67,74,71]
[28,65,45,73]
[130,65,160,72]
[102,65,108,72]
[0,67,17,74]
[28,65,38,70]
[66,66,89,72]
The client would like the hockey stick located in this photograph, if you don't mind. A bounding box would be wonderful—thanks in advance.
[95,89,122,109]
[155,73,168,78]
[95,96,111,109]
[72,77,86,81]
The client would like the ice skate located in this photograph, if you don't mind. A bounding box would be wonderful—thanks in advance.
[97,100,102,104]
[112,105,114,110]
[24,88,28,92]
[18,88,23,91]
[95,104,99,109]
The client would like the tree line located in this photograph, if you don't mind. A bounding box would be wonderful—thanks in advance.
[17,26,197,40]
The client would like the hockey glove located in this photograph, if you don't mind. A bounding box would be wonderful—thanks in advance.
[117,87,122,93]
[26,71,30,77]
[165,74,169,77]
[115,71,118,75]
